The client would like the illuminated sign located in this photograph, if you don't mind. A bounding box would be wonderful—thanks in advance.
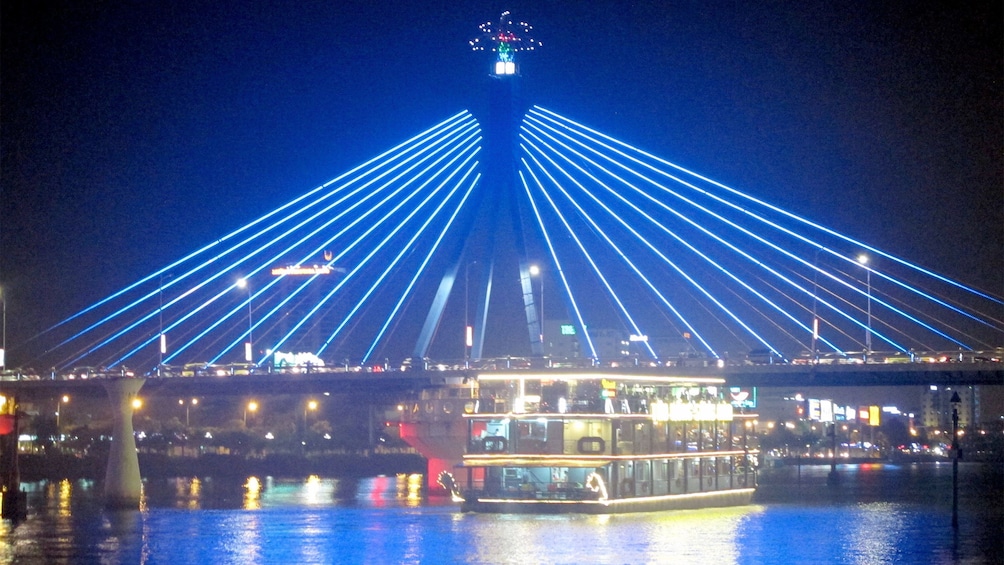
[868,406,881,427]
[560,324,576,336]
[650,400,670,422]
[668,402,734,422]
[808,399,821,421]
[271,265,333,276]
[820,400,834,423]
[628,334,648,342]
[273,351,325,368]
[728,387,757,409]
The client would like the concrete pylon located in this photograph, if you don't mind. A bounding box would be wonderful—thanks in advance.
[101,378,145,508]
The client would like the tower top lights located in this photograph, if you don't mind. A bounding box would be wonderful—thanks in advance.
[470,11,541,76]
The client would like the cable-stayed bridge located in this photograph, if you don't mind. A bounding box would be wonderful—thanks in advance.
[21,14,1004,381]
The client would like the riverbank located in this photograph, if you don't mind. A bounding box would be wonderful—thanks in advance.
[18,451,427,481]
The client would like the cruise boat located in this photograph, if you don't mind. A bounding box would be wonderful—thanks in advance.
[436,371,758,514]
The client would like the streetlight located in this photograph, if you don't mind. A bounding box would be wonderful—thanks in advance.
[244,400,258,427]
[810,249,820,364]
[236,278,254,363]
[857,254,872,361]
[158,274,170,374]
[178,398,198,426]
[529,264,544,352]
[0,286,6,370]
[950,391,961,529]
[464,261,477,366]
[304,399,318,429]
[56,395,69,433]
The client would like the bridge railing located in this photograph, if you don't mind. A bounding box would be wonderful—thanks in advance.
[3,349,1000,382]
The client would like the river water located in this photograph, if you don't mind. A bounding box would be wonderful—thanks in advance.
[0,463,999,564]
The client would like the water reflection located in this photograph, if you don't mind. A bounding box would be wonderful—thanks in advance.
[462,506,758,564]
[141,474,427,510]
[0,465,996,564]
[243,477,261,510]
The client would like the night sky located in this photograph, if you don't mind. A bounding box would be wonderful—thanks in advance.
[2,1,1001,367]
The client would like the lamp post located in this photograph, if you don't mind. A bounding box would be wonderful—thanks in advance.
[158,275,167,374]
[529,264,544,352]
[950,391,961,529]
[236,278,254,363]
[304,399,318,430]
[179,398,198,427]
[244,400,258,427]
[1,286,6,371]
[464,261,477,367]
[811,249,820,363]
[55,395,69,436]
[857,254,872,361]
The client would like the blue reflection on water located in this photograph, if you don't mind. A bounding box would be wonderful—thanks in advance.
[0,464,1000,564]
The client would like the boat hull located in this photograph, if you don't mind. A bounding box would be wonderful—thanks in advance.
[461,487,755,514]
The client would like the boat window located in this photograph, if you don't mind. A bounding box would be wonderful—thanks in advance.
[577,436,606,453]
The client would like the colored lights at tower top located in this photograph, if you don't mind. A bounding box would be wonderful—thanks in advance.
[470,11,541,75]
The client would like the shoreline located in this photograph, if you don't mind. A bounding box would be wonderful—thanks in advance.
[17,452,427,482]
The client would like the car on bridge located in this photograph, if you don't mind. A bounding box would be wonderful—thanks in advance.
[746,349,782,365]
[181,363,207,377]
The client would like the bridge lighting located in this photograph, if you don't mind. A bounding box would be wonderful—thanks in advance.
[471,11,540,76]
[131,398,142,410]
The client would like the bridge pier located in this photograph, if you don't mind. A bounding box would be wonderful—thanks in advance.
[102,378,145,509]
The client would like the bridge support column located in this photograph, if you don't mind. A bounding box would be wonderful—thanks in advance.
[102,378,145,509]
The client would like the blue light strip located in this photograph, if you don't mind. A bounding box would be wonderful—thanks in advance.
[109,116,480,367]
[319,157,480,359]
[518,168,597,360]
[48,111,475,335]
[54,112,477,360]
[188,128,481,365]
[360,172,481,362]
[531,107,1002,340]
[527,110,952,352]
[520,141,667,360]
[532,106,1003,309]
[192,122,482,363]
[524,137,743,358]
[522,119,844,356]
[263,139,483,362]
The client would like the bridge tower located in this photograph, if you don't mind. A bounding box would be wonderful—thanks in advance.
[405,13,543,494]
[413,12,545,362]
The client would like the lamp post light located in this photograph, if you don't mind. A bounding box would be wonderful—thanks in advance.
[56,395,70,435]
[236,278,254,363]
[244,400,258,427]
[179,398,198,427]
[857,254,872,361]
[950,391,961,529]
[304,399,318,430]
